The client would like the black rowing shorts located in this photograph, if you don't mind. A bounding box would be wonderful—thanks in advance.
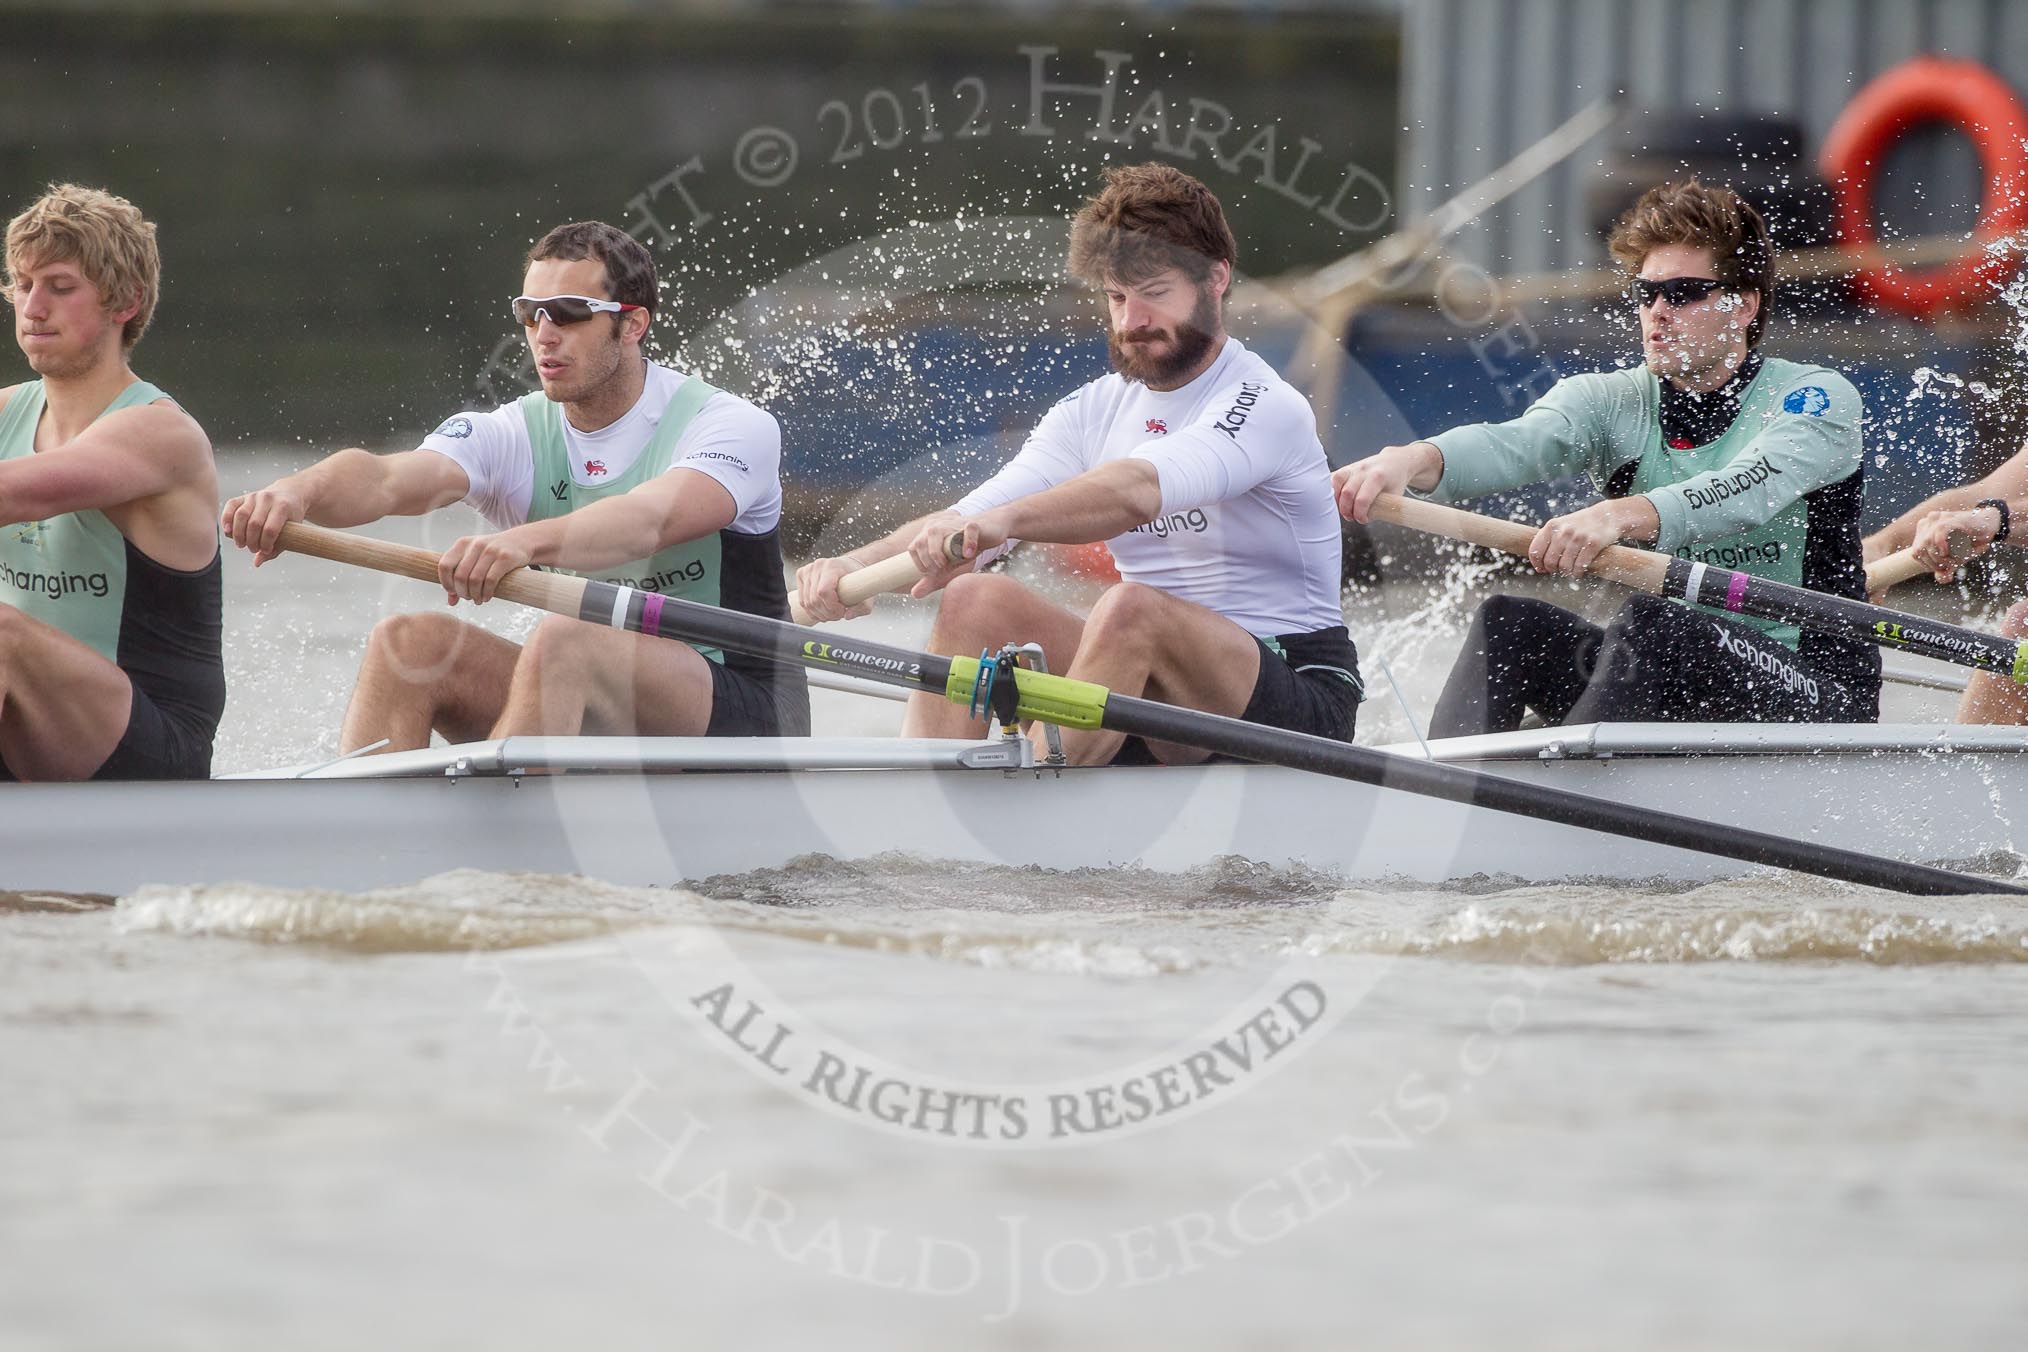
[1110,624,1362,765]
[0,682,220,782]
[706,658,811,737]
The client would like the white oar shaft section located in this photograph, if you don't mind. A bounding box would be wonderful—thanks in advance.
[1865,548,1929,594]
[1366,493,1669,593]
[786,550,924,626]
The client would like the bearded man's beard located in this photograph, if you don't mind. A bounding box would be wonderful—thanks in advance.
[1108,286,1220,386]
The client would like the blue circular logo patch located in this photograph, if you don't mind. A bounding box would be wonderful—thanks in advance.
[434,416,474,439]
[1782,386,1831,416]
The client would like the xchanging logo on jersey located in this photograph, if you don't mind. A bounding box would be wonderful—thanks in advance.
[1129,507,1210,539]
[683,449,751,472]
[1683,455,1784,510]
[1211,381,1269,440]
[1782,386,1832,416]
[1679,538,1783,569]
[617,558,709,591]
[0,560,110,600]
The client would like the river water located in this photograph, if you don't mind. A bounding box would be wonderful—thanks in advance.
[4,450,2026,1349]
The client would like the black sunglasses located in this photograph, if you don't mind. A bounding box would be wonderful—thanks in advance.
[1628,276,1731,309]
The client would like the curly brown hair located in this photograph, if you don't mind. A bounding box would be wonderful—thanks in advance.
[1067,163,1238,291]
[525,221,658,316]
[4,184,161,351]
[1608,180,1773,347]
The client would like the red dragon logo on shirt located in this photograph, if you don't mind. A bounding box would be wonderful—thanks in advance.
[583,460,608,477]
[1144,419,1168,435]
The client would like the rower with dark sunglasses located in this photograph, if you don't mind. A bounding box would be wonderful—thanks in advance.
[1335,180,1880,733]
[223,220,808,751]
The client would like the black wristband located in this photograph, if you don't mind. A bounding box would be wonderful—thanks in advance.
[1978,497,2013,543]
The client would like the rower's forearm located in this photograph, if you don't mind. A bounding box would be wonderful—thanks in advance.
[989,462,1161,544]
[290,449,411,526]
[1613,495,1661,542]
[520,511,641,573]
[1406,440,1446,493]
[523,495,720,573]
[1877,483,1989,551]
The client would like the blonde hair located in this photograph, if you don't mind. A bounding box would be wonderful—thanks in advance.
[4,184,161,350]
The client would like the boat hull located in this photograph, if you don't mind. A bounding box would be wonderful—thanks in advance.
[9,726,2024,896]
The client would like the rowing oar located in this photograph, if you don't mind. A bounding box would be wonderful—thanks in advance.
[269,520,2023,897]
[786,535,1004,624]
[1865,530,1990,596]
[1368,494,2028,685]
[786,550,924,626]
[1866,547,1928,594]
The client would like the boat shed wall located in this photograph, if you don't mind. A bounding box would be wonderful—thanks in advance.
[1401,0,2028,274]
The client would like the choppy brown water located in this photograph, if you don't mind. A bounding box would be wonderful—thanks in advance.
[5,453,2026,1347]
[10,861,2028,1347]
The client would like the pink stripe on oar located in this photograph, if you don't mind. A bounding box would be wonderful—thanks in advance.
[1724,572,1750,612]
[641,592,665,636]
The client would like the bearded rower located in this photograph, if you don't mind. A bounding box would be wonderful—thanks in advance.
[1338,180,1880,734]
[796,163,1359,764]
[225,221,807,750]
[0,184,223,781]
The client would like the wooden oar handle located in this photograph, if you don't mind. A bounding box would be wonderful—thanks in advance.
[275,521,589,618]
[1865,547,1930,594]
[788,529,969,625]
[275,519,969,629]
[1371,496,1940,600]
[1367,494,1671,593]
[274,520,441,586]
[1865,525,1989,593]
[835,551,929,609]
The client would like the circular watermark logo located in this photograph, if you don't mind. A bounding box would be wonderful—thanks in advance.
[430,38,1579,1318]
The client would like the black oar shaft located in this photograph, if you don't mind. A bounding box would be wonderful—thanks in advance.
[576,576,959,697]
[270,523,2024,899]
[1371,493,2027,683]
[1102,694,2018,897]
[579,577,2020,898]
[1665,557,2025,679]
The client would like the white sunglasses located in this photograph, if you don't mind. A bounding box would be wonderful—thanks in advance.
[510,294,646,327]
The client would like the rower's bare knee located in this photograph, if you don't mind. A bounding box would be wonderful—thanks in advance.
[516,615,595,675]
[1080,582,1170,649]
[362,611,474,689]
[2003,600,2028,639]
[932,571,1033,643]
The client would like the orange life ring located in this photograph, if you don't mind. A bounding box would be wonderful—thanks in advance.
[1818,55,2028,317]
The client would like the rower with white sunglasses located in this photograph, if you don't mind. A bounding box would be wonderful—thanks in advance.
[223,220,807,751]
